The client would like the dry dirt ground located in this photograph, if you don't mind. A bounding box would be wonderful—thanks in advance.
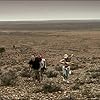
[0,30,100,100]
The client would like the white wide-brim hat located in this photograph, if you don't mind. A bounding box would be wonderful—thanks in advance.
[64,54,68,58]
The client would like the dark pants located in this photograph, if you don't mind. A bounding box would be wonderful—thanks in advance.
[33,70,40,82]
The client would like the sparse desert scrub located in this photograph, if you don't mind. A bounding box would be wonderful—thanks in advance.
[72,71,90,90]
[60,95,75,100]
[72,83,80,90]
[55,64,62,72]
[46,70,58,78]
[0,70,17,86]
[0,29,100,99]
[90,72,100,79]
[71,62,85,70]
[82,85,95,99]
[42,82,62,93]
[72,78,83,90]
[20,67,32,78]
[33,87,43,93]
[0,69,2,75]
[0,47,5,55]
[86,65,100,82]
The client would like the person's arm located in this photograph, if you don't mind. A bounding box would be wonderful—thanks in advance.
[40,59,47,70]
[71,54,74,58]
[60,59,65,64]
[44,59,46,69]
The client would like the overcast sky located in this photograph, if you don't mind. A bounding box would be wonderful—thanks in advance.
[0,1,100,21]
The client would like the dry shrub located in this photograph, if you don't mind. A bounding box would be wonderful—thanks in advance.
[86,66,100,79]
[91,72,100,79]
[46,70,58,78]
[82,85,94,98]
[33,87,42,93]
[55,65,62,72]
[0,70,17,86]
[72,72,89,90]
[72,78,82,90]
[87,65,100,73]
[72,83,80,90]
[0,69,2,75]
[20,67,31,78]
[60,95,75,100]
[42,82,62,93]
[0,47,5,54]
[70,63,79,70]
[0,61,5,66]
[71,63,85,70]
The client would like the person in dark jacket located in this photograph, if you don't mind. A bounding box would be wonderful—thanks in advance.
[29,55,42,83]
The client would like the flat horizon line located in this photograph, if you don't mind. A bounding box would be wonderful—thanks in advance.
[0,19,100,22]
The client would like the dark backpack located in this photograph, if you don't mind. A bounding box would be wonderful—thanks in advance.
[32,57,42,70]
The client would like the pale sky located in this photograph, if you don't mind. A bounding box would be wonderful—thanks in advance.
[0,1,100,21]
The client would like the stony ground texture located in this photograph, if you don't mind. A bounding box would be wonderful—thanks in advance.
[0,30,100,100]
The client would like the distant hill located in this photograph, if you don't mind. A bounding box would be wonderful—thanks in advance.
[0,20,100,31]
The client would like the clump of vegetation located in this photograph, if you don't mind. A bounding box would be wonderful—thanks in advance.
[46,70,58,78]
[70,62,79,70]
[33,87,43,93]
[72,76,86,90]
[20,67,31,78]
[72,83,80,90]
[91,72,100,79]
[0,70,17,86]
[82,85,94,98]
[86,66,100,79]
[0,47,5,54]
[42,82,62,93]
[60,95,75,100]
[71,62,85,70]
[55,65,62,72]
[0,69,2,75]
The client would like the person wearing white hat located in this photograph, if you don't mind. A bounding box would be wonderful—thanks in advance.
[60,54,73,83]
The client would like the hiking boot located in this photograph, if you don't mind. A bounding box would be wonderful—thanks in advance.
[66,80,70,83]
[63,78,66,82]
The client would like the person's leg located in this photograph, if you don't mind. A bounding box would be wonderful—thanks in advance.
[66,68,70,83]
[32,70,37,82]
[40,69,44,81]
[36,70,41,83]
[62,66,67,81]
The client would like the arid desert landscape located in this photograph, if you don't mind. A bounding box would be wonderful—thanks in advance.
[0,21,100,100]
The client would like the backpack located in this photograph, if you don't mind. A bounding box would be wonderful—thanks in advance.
[32,57,42,70]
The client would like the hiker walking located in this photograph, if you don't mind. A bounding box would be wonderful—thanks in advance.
[28,55,42,83]
[60,54,73,83]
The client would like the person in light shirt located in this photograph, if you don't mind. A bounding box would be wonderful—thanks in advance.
[60,54,73,83]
